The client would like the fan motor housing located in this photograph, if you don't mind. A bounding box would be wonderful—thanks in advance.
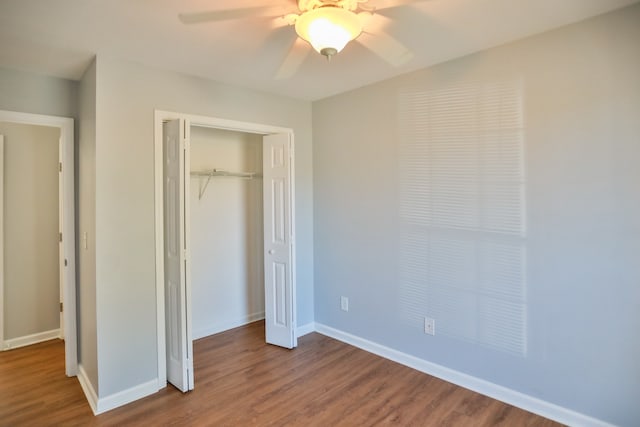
[295,6,363,55]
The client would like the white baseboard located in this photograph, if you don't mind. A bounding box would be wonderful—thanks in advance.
[2,329,60,350]
[77,364,98,414]
[296,322,316,337]
[96,379,159,415]
[314,323,614,427]
[193,311,265,340]
[78,364,159,415]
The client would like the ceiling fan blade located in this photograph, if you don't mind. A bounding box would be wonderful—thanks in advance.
[276,38,311,80]
[366,0,431,10]
[357,30,414,66]
[356,11,413,66]
[179,7,275,24]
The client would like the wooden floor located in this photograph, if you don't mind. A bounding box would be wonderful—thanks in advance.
[0,322,562,426]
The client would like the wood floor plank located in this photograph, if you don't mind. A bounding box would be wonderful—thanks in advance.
[0,321,563,426]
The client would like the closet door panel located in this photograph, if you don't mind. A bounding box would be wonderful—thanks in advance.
[163,119,194,391]
[263,133,296,349]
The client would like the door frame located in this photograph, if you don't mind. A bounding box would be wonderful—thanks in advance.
[0,110,77,377]
[153,110,297,387]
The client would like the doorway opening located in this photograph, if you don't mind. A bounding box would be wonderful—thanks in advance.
[0,110,77,377]
[154,111,297,391]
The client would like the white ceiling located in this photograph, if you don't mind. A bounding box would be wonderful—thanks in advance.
[0,0,637,100]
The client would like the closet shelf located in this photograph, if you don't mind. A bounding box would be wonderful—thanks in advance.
[191,168,262,200]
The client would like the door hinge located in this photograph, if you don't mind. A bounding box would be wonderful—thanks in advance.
[59,232,63,242]
[59,162,62,172]
[60,302,63,312]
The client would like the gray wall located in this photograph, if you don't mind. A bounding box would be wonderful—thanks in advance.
[1,122,60,340]
[93,57,314,397]
[77,59,98,391]
[312,5,640,426]
[0,67,77,118]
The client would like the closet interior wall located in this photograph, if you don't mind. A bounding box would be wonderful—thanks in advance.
[189,126,264,340]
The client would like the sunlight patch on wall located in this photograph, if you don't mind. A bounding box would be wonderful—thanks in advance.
[398,79,527,356]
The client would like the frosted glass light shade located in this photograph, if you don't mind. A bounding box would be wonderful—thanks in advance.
[295,7,363,57]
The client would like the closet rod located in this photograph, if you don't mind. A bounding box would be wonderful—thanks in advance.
[191,168,261,179]
[191,168,262,200]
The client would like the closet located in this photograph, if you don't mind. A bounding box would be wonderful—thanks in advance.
[189,126,264,340]
[158,113,296,393]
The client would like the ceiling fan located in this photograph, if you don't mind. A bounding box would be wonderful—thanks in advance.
[179,0,427,78]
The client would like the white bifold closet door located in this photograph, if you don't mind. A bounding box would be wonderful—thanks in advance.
[163,125,296,394]
[163,119,194,392]
[263,134,296,349]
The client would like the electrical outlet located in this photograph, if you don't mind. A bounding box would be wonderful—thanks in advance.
[424,317,435,335]
[340,296,349,312]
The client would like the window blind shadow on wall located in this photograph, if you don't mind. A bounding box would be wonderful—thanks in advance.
[398,79,528,356]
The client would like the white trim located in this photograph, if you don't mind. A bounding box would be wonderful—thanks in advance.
[193,312,265,341]
[58,136,64,341]
[95,379,159,415]
[2,329,60,350]
[77,365,99,415]
[314,323,615,427]
[154,110,297,388]
[171,111,293,135]
[296,322,315,338]
[0,110,77,377]
[78,364,160,416]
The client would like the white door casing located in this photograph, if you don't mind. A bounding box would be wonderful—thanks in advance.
[58,136,64,340]
[263,134,296,349]
[163,119,194,392]
[59,117,77,376]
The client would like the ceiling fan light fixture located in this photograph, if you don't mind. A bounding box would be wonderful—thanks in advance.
[295,6,363,59]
